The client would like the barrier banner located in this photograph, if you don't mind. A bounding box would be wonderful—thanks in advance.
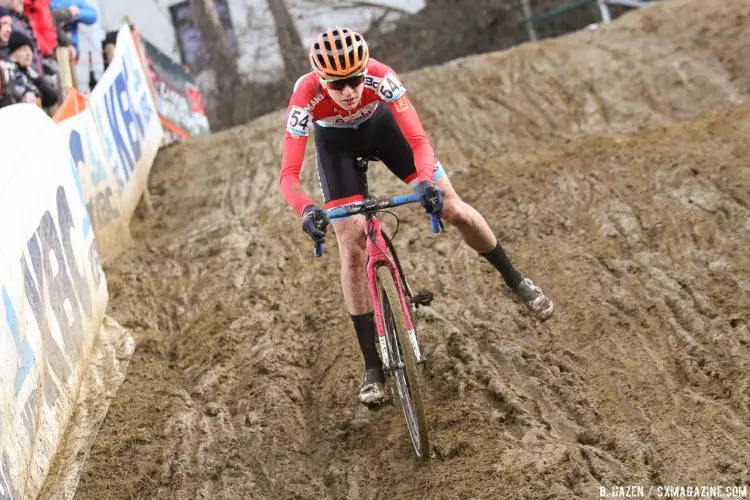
[0,104,108,499]
[139,36,210,144]
[37,316,135,500]
[59,109,133,263]
[88,24,164,223]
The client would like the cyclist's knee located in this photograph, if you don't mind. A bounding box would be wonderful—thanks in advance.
[441,196,469,226]
[340,241,368,273]
[333,217,367,259]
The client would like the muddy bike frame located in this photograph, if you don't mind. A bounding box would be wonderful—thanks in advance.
[312,156,442,458]
[313,186,441,355]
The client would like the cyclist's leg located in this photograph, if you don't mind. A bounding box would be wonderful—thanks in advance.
[372,106,554,320]
[371,106,499,253]
[313,128,370,314]
[438,176,554,319]
[314,125,386,404]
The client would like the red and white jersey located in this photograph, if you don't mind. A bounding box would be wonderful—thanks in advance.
[279,58,438,215]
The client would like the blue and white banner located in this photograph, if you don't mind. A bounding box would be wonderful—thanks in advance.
[88,24,164,223]
[59,110,132,263]
[0,104,108,500]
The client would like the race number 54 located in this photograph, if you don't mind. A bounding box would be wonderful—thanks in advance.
[287,106,312,136]
[377,73,405,102]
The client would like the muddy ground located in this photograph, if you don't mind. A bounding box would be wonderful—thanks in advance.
[73,0,749,498]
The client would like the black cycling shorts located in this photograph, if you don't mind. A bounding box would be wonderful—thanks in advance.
[313,103,446,210]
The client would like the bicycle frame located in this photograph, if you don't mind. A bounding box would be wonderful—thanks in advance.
[311,157,441,458]
[363,214,423,370]
[315,156,441,370]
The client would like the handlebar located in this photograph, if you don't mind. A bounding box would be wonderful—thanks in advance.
[312,193,444,257]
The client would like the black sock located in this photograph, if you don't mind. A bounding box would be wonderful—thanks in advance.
[481,243,523,288]
[351,312,381,370]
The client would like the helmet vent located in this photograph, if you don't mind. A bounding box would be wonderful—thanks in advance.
[309,27,369,78]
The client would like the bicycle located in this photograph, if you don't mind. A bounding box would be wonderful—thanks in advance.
[312,156,443,461]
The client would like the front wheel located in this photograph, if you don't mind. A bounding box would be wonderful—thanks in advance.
[376,265,430,460]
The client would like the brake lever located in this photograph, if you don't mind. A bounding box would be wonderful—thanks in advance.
[312,217,329,257]
[313,241,325,257]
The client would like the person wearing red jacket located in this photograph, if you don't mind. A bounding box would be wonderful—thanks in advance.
[279,27,555,407]
[23,0,56,56]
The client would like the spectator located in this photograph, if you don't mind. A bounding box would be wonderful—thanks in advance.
[101,29,115,70]
[0,30,58,107]
[0,6,9,98]
[49,6,72,56]
[0,6,11,59]
[23,0,56,57]
[49,0,95,54]
[1,0,43,73]
[23,0,63,100]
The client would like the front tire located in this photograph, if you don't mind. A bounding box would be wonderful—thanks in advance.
[376,265,430,460]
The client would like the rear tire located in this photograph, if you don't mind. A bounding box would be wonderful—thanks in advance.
[376,265,430,460]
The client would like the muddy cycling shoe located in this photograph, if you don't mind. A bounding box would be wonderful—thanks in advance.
[359,366,386,407]
[513,277,554,321]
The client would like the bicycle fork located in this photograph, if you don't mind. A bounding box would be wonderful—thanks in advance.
[371,270,425,371]
[377,320,424,373]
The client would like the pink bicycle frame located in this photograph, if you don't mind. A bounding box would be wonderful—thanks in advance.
[365,217,422,368]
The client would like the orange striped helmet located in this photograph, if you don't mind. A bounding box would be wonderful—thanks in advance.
[309,27,369,80]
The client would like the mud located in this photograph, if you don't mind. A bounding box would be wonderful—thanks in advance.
[74,0,750,498]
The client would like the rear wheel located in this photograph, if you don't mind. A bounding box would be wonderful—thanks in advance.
[376,265,430,460]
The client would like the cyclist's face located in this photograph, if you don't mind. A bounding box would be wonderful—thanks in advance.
[326,76,364,111]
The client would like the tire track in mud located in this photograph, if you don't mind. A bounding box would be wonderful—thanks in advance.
[74,1,750,498]
[77,106,750,499]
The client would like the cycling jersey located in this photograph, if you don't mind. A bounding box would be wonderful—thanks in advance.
[314,104,446,211]
[279,58,439,215]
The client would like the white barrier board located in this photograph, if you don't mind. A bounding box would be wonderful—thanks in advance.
[0,104,108,499]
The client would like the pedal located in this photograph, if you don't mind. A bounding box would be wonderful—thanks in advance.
[410,289,434,307]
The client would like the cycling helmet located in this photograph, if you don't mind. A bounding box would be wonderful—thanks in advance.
[309,27,369,80]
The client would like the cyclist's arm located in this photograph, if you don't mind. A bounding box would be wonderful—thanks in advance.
[371,62,437,183]
[279,132,315,215]
[279,78,318,215]
[388,98,437,184]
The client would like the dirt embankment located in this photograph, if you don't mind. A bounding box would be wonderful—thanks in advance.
[74,0,750,498]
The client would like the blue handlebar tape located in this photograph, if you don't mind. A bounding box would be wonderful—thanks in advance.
[392,193,420,206]
[327,206,348,219]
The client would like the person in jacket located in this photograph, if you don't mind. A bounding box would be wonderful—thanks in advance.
[49,0,96,54]
[0,29,58,107]
[23,0,56,56]
[2,0,43,73]
[0,6,11,59]
[0,6,11,98]
[23,0,64,99]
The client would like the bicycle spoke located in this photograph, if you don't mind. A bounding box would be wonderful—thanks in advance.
[377,266,429,460]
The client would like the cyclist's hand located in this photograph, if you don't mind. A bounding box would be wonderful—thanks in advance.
[301,204,329,244]
[414,181,445,218]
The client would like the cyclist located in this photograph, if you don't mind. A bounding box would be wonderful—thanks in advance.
[279,27,554,407]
